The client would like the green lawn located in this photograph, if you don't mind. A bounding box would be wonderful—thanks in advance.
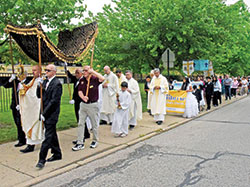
[0,83,147,144]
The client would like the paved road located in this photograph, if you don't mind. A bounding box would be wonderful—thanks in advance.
[34,96,250,187]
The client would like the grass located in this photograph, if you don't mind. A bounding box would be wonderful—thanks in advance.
[0,83,147,144]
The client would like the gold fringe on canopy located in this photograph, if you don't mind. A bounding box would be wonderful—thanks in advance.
[4,22,98,63]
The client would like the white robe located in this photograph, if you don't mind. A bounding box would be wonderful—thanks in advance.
[149,75,169,119]
[118,74,126,89]
[19,78,43,145]
[101,72,119,115]
[126,77,142,125]
[111,90,131,135]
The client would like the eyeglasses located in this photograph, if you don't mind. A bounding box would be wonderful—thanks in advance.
[83,69,88,72]
[45,69,52,72]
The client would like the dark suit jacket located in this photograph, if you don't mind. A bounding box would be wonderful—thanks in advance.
[193,89,202,102]
[2,78,31,110]
[67,70,82,104]
[144,82,150,94]
[205,82,214,96]
[37,77,62,124]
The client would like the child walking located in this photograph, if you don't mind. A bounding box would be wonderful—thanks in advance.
[111,82,131,137]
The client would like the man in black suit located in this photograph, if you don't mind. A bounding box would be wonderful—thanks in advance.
[66,68,90,143]
[2,73,30,147]
[36,64,62,169]
[205,77,214,111]
[192,85,202,111]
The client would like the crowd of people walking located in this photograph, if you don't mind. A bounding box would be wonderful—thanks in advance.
[1,64,249,169]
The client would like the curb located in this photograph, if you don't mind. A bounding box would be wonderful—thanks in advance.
[19,95,248,187]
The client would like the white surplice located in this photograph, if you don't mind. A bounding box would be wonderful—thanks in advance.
[149,74,169,121]
[126,77,142,125]
[19,78,44,145]
[111,90,131,135]
[100,71,119,123]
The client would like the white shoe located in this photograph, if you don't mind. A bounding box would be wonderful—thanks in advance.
[90,141,98,148]
[120,133,127,138]
[72,144,84,151]
[114,133,121,137]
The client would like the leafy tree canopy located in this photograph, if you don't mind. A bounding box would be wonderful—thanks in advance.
[94,0,250,75]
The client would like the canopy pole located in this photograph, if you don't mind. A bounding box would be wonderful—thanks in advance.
[86,39,95,97]
[9,35,18,106]
[66,68,72,100]
[37,20,43,124]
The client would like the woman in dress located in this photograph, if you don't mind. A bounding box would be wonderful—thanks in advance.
[181,77,199,118]
[199,84,206,111]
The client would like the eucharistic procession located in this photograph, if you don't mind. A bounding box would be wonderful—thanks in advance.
[0,0,250,186]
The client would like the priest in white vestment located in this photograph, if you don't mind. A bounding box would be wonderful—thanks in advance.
[116,69,126,89]
[100,66,119,125]
[125,70,142,130]
[19,65,43,153]
[111,81,131,137]
[149,68,169,125]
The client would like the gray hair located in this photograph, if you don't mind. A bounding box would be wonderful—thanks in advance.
[47,64,57,72]
[125,70,132,74]
[154,68,160,73]
[76,68,83,73]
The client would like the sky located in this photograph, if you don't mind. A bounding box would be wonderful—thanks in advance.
[83,0,113,15]
[227,0,250,6]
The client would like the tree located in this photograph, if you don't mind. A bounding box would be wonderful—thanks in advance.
[94,0,250,75]
[0,0,87,64]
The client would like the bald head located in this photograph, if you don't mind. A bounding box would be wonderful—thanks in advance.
[83,65,90,78]
[32,65,41,78]
[104,66,111,75]
[45,64,56,78]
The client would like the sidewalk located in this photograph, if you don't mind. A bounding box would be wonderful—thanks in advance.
[0,95,246,187]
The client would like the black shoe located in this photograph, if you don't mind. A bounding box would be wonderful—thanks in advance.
[99,120,107,125]
[15,142,26,147]
[206,108,210,111]
[72,139,85,145]
[109,122,112,126]
[36,162,45,169]
[129,125,135,130]
[47,155,62,162]
[157,121,163,125]
[20,145,35,153]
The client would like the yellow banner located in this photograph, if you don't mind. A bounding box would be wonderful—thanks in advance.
[166,90,187,114]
